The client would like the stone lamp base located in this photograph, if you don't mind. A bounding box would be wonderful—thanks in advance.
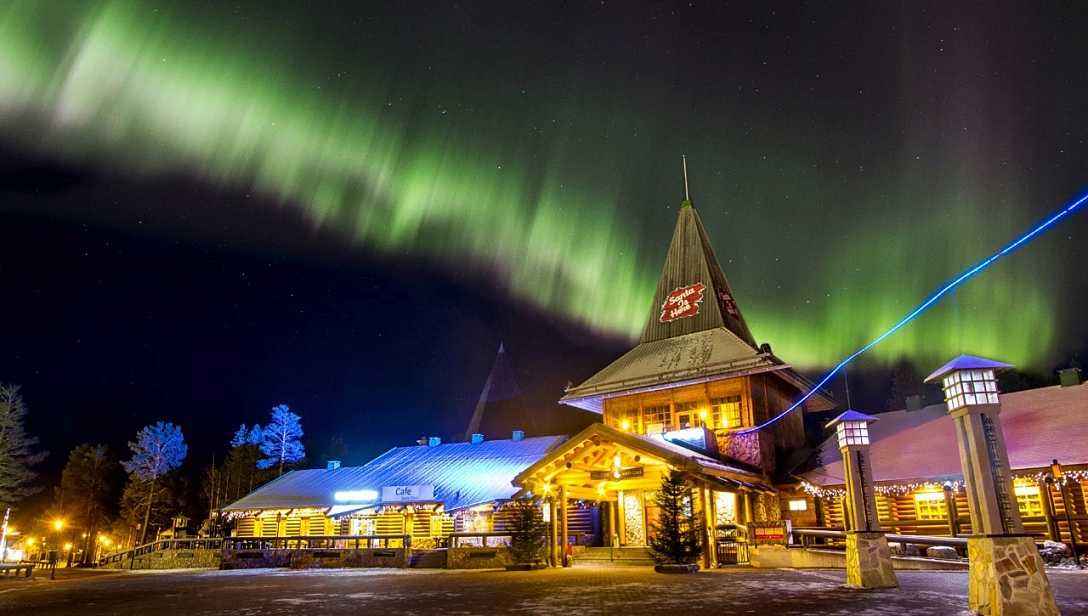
[967,535,1058,616]
[845,531,898,589]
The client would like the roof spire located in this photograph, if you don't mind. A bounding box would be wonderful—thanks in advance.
[681,155,691,206]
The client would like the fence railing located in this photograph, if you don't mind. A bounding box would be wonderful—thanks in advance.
[222,535,411,552]
[791,527,969,548]
[99,538,224,566]
[447,532,514,548]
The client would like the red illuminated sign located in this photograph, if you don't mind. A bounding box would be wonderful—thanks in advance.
[659,282,706,323]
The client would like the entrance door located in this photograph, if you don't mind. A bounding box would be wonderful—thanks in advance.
[622,492,646,546]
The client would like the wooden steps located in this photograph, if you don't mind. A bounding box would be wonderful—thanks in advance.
[573,546,655,566]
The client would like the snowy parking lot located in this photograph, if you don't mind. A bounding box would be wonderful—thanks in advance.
[2,566,1087,615]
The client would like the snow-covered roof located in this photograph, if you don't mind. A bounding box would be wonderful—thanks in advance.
[222,435,566,513]
[802,382,1088,487]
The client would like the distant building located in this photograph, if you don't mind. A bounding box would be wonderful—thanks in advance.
[793,380,1088,544]
[222,433,568,547]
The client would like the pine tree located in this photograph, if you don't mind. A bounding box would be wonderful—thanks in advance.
[0,384,47,510]
[60,444,119,563]
[648,469,703,565]
[122,421,187,545]
[258,405,305,476]
[508,500,547,564]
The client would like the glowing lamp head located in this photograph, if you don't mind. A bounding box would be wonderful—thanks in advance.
[52,519,65,532]
[827,410,878,449]
[63,542,73,551]
[333,489,378,503]
[925,355,1011,412]
[620,419,631,431]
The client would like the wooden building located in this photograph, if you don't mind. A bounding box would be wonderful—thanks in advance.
[796,380,1088,545]
[514,187,835,566]
[221,433,567,548]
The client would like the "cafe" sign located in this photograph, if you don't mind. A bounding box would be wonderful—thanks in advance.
[381,484,435,502]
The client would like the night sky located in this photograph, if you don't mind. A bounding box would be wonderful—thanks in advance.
[2,2,1087,499]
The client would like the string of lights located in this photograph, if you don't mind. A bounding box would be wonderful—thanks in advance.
[741,189,1088,435]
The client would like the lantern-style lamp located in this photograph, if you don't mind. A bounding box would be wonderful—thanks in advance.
[830,410,876,448]
[826,410,881,532]
[925,354,1059,614]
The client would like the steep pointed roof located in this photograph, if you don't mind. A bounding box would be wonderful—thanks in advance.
[562,171,833,414]
[464,342,522,440]
[640,201,758,348]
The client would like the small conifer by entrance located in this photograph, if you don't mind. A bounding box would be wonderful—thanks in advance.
[648,469,703,567]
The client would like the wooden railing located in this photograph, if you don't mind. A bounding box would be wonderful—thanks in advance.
[221,535,411,551]
[791,527,968,548]
[447,532,514,548]
[99,538,224,566]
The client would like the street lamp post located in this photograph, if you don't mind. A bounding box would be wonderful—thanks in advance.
[926,355,1058,616]
[826,410,897,589]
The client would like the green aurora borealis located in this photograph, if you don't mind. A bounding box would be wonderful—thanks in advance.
[2,1,1083,369]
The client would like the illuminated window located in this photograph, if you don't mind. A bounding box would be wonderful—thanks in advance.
[675,401,699,429]
[788,499,808,512]
[711,396,743,429]
[914,491,948,520]
[1014,483,1044,518]
[643,405,670,433]
[941,370,999,411]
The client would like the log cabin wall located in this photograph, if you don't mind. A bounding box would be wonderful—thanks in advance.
[812,476,1088,543]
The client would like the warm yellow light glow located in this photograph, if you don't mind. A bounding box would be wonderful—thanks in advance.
[63,542,73,551]
[52,519,65,532]
[699,409,708,420]
[597,483,606,496]
[25,537,36,547]
[97,535,113,547]
[620,419,631,431]
[788,498,808,512]
[613,453,622,468]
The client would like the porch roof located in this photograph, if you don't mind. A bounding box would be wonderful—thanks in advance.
[512,423,771,491]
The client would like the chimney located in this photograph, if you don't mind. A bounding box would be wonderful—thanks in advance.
[905,395,923,412]
[427,436,442,447]
[511,429,525,442]
[1059,368,1082,387]
[470,433,485,444]
[326,460,341,470]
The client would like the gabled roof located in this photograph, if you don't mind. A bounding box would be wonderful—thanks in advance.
[801,382,1088,487]
[512,422,770,490]
[561,190,834,413]
[560,328,782,411]
[924,354,1013,383]
[222,435,566,513]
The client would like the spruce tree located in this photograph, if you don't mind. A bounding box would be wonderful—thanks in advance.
[648,469,703,565]
[0,384,47,510]
[508,499,547,564]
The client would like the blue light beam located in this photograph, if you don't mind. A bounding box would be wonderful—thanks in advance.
[740,189,1088,434]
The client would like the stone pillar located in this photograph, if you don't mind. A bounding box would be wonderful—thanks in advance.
[926,355,1058,616]
[827,410,897,589]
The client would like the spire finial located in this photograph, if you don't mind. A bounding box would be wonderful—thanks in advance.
[681,155,691,202]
